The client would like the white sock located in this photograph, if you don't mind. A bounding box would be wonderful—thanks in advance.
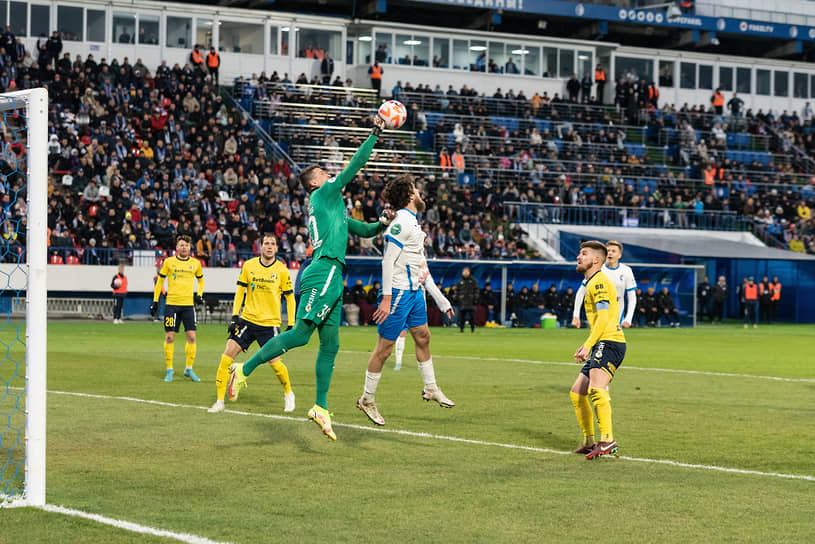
[364,371,382,399]
[417,358,437,390]
[394,336,406,365]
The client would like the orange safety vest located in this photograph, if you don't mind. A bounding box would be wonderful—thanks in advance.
[191,50,203,65]
[703,167,715,185]
[769,282,781,301]
[744,283,758,301]
[452,152,464,169]
[370,65,382,79]
[439,153,451,169]
[112,273,128,294]
[595,68,606,82]
[713,93,724,107]
[649,86,659,100]
[206,52,219,68]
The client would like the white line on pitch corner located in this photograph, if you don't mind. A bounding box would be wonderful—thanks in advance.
[339,350,815,384]
[46,389,815,483]
[41,504,231,544]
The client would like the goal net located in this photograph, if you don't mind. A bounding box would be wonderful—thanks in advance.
[0,88,47,507]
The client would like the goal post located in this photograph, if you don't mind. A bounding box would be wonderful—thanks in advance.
[0,87,48,507]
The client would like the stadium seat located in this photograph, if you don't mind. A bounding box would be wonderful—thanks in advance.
[66,255,80,265]
[50,254,64,264]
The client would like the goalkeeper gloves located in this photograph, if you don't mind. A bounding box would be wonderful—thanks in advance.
[371,114,386,137]
[194,294,204,306]
[228,315,241,336]
[379,205,395,226]
[149,302,158,317]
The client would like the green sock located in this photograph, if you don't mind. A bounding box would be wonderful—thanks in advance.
[314,323,340,409]
[243,321,315,376]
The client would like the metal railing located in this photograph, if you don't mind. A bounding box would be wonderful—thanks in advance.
[398,90,623,123]
[272,123,417,145]
[222,88,300,174]
[253,101,375,122]
[656,127,771,151]
[509,202,748,231]
[11,297,115,318]
[46,246,301,268]
[434,133,669,162]
[420,111,647,141]
[284,141,813,191]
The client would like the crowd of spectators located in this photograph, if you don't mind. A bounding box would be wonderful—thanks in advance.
[0,28,809,265]
[241,78,815,255]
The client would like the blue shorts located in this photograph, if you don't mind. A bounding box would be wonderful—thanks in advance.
[377,289,427,341]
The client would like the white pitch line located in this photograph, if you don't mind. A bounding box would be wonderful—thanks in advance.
[41,504,231,544]
[48,389,815,483]
[340,350,815,384]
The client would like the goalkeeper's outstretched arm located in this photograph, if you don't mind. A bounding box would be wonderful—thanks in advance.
[324,116,385,196]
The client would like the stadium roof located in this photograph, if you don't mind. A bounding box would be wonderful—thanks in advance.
[558,227,815,261]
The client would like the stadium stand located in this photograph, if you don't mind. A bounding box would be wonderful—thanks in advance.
[0,8,808,269]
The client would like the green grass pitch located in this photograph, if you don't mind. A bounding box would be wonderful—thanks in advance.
[2,322,814,542]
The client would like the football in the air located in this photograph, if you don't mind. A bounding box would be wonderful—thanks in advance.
[113,278,122,288]
[377,100,407,129]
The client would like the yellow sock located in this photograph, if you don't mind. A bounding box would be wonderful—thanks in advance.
[589,388,613,442]
[569,391,595,445]
[185,342,197,368]
[270,359,292,394]
[163,343,174,369]
[216,354,234,401]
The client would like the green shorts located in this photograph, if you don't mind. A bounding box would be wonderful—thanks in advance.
[296,257,343,327]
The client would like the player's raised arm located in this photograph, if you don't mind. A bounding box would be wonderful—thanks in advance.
[325,116,385,196]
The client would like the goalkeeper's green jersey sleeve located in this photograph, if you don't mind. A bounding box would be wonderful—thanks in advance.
[307,134,377,264]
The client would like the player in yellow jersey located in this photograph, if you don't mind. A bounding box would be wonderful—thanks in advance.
[208,233,296,413]
[570,240,626,460]
[150,235,205,382]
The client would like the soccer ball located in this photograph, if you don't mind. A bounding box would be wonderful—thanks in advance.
[377,100,407,129]
[113,278,122,288]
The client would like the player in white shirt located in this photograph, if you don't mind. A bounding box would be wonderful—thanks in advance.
[357,175,455,426]
[572,240,637,328]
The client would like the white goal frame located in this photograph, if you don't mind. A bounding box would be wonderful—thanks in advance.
[0,88,48,507]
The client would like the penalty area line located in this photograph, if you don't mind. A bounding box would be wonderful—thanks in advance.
[46,388,815,483]
[340,350,815,384]
[40,504,231,544]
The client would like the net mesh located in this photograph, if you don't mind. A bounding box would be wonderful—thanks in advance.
[0,98,29,503]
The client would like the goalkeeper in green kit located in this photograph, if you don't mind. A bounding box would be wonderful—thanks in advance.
[228,115,391,440]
